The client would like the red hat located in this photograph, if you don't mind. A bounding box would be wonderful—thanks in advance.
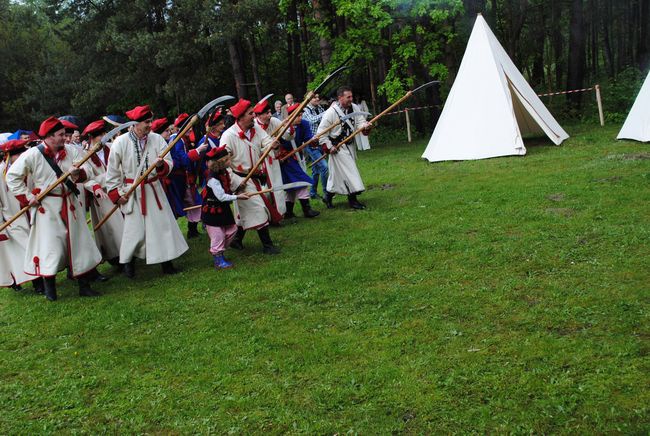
[253,99,271,114]
[60,119,78,133]
[151,117,170,134]
[174,113,190,128]
[82,120,106,137]
[206,109,224,127]
[1,139,30,155]
[125,105,153,122]
[287,103,301,115]
[205,146,229,160]
[38,116,65,138]
[230,98,251,119]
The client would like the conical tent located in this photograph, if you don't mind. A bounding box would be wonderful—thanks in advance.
[617,70,650,142]
[422,14,569,162]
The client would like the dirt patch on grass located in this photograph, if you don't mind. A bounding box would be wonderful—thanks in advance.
[546,207,575,217]
[591,176,622,183]
[623,152,650,160]
[547,193,565,202]
[367,183,396,191]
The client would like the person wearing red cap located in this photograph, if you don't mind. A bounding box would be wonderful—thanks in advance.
[316,86,373,209]
[151,118,171,141]
[105,105,188,278]
[81,120,124,266]
[0,139,44,294]
[220,98,281,254]
[6,116,103,301]
[201,147,251,269]
[277,103,320,219]
[253,96,287,219]
[167,112,202,238]
[192,109,227,185]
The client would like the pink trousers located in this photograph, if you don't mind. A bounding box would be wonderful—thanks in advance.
[206,224,238,255]
[285,186,310,202]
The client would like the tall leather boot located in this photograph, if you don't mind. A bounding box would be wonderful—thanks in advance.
[230,227,246,250]
[78,274,101,297]
[43,277,57,302]
[284,201,296,219]
[322,191,335,209]
[187,221,200,238]
[257,226,280,254]
[123,259,136,279]
[347,193,366,210]
[300,199,320,218]
[32,277,45,295]
[161,260,179,275]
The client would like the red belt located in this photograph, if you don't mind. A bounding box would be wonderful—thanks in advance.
[47,190,77,223]
[124,176,163,215]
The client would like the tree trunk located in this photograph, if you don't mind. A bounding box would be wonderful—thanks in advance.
[228,37,247,99]
[602,0,615,77]
[552,0,564,89]
[245,37,262,101]
[312,0,333,65]
[567,0,585,107]
[640,0,650,69]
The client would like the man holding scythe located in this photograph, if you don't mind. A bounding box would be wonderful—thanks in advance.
[317,86,373,209]
[221,98,281,254]
[6,117,103,301]
[105,105,188,278]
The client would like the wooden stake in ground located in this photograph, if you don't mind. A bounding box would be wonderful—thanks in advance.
[0,121,137,234]
[93,95,234,231]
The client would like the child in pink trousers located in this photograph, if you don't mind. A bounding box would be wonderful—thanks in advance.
[202,147,250,269]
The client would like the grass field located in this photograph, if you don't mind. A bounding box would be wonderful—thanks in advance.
[1,123,648,433]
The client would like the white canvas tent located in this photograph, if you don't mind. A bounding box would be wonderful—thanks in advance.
[617,70,650,142]
[422,14,569,162]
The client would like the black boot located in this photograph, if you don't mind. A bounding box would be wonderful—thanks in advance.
[258,226,280,255]
[322,191,335,209]
[10,283,22,292]
[123,259,135,279]
[284,201,296,219]
[230,227,246,250]
[32,278,45,295]
[90,267,109,282]
[187,221,200,239]
[300,199,320,218]
[43,277,57,302]
[78,276,101,297]
[347,193,366,210]
[161,260,179,274]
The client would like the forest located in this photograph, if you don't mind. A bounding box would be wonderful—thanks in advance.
[0,0,648,132]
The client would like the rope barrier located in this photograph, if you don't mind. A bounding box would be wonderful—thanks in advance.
[537,87,595,97]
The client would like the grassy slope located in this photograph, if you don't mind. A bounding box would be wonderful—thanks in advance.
[0,124,648,433]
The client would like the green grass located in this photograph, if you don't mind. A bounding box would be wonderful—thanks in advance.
[1,123,648,433]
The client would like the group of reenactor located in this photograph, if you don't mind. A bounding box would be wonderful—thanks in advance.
[0,86,373,302]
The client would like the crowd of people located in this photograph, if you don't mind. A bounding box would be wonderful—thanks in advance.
[0,86,373,302]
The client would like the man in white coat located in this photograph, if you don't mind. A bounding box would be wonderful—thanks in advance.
[106,105,188,278]
[0,139,43,294]
[6,117,103,301]
[317,86,373,209]
[221,98,280,254]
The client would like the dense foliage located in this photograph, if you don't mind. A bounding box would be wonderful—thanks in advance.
[0,0,648,131]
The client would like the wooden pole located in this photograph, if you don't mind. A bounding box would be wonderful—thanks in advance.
[238,91,314,190]
[405,107,412,143]
[595,84,605,126]
[279,118,344,162]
